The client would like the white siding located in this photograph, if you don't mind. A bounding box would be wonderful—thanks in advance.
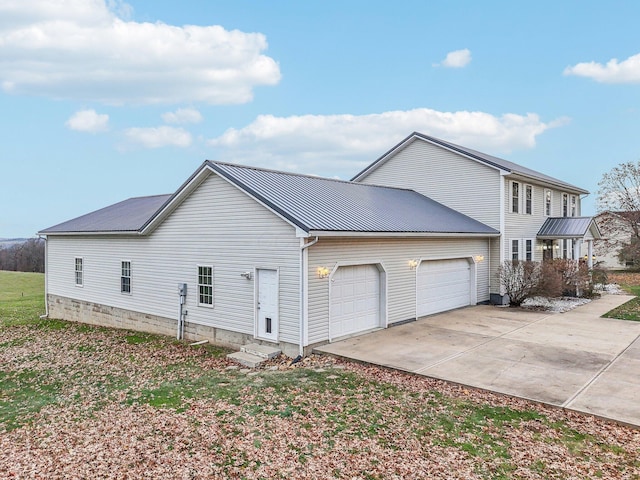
[357,139,502,230]
[46,172,301,344]
[503,176,583,262]
[306,237,490,344]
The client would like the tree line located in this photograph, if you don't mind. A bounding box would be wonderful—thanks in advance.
[0,238,45,273]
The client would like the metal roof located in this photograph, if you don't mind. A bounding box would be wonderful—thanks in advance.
[353,132,589,194]
[537,216,600,239]
[39,194,172,234]
[39,162,499,236]
[208,161,498,235]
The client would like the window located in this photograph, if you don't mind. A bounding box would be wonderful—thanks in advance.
[511,239,519,261]
[544,189,551,216]
[75,258,83,286]
[121,261,131,293]
[525,185,532,215]
[525,239,533,261]
[562,193,568,217]
[511,182,519,213]
[198,266,213,306]
[570,195,577,217]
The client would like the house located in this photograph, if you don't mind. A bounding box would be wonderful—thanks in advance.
[38,132,599,356]
[352,132,601,302]
[593,211,640,269]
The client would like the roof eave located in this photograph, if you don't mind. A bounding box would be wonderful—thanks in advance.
[307,230,500,237]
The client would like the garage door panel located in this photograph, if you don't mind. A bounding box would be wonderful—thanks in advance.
[330,264,380,340]
[418,259,471,317]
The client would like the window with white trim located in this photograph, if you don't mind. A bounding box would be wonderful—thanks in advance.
[525,185,532,215]
[562,193,568,217]
[121,261,131,293]
[544,189,551,216]
[75,257,83,286]
[511,182,519,213]
[198,266,213,306]
[511,239,520,261]
[570,195,577,217]
[525,239,533,261]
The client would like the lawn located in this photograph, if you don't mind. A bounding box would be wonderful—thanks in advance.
[603,272,640,321]
[1,270,640,479]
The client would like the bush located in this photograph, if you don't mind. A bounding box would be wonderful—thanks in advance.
[499,260,540,307]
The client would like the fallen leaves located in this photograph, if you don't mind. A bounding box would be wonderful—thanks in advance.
[1,321,640,479]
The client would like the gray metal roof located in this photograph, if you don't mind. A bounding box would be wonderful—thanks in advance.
[353,132,589,194]
[208,161,499,235]
[537,216,599,239]
[39,194,172,234]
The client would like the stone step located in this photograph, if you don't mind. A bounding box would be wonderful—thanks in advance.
[226,351,265,369]
[241,343,281,359]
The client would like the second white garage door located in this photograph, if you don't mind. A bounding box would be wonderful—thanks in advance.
[417,258,471,317]
[330,264,380,340]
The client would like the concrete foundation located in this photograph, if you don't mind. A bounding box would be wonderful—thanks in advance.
[47,294,301,357]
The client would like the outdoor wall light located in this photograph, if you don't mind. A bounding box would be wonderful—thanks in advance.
[240,271,252,280]
[317,266,330,279]
[408,259,418,270]
[474,255,485,263]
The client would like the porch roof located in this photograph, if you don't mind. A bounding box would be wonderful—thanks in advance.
[537,217,602,240]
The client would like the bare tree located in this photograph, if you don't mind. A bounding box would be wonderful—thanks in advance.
[597,161,640,266]
[0,238,45,273]
[499,260,540,307]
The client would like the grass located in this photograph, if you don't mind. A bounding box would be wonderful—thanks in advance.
[603,271,640,321]
[1,270,639,478]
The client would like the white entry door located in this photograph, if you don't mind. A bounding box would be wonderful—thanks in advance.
[256,269,278,341]
[417,259,471,317]
[329,264,380,340]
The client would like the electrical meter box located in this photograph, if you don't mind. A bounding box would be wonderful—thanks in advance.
[178,283,187,296]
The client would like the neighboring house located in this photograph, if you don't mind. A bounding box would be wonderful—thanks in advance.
[593,211,640,269]
[39,132,599,355]
[352,132,601,302]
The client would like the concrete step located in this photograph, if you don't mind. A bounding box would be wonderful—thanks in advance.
[241,343,281,359]
[226,351,265,368]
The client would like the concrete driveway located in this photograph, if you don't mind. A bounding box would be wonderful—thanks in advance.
[315,294,640,427]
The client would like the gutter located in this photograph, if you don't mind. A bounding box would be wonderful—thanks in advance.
[299,237,319,356]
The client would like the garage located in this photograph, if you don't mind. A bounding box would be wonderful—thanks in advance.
[329,264,381,340]
[417,258,472,317]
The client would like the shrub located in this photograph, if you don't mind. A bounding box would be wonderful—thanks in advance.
[499,260,540,307]
[534,259,592,298]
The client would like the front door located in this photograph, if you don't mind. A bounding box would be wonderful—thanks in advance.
[256,269,278,341]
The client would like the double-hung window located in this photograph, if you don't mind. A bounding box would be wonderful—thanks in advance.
[525,185,532,215]
[544,189,551,216]
[562,193,568,217]
[570,195,577,217]
[511,182,519,213]
[525,239,533,261]
[511,239,519,261]
[121,261,131,293]
[198,266,213,306]
[75,258,83,286]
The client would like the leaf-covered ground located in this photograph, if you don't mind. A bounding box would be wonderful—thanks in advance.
[2,319,640,479]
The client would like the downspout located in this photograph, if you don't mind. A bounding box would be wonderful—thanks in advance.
[38,235,49,319]
[299,237,319,357]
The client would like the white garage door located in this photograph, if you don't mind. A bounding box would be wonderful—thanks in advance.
[330,264,380,340]
[417,259,471,317]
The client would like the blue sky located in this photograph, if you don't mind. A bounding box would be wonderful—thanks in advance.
[2,0,640,237]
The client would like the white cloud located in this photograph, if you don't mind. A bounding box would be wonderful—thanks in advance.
[0,0,281,105]
[65,109,109,133]
[564,53,640,83]
[124,126,192,148]
[207,108,564,177]
[161,108,203,124]
[436,49,472,68]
